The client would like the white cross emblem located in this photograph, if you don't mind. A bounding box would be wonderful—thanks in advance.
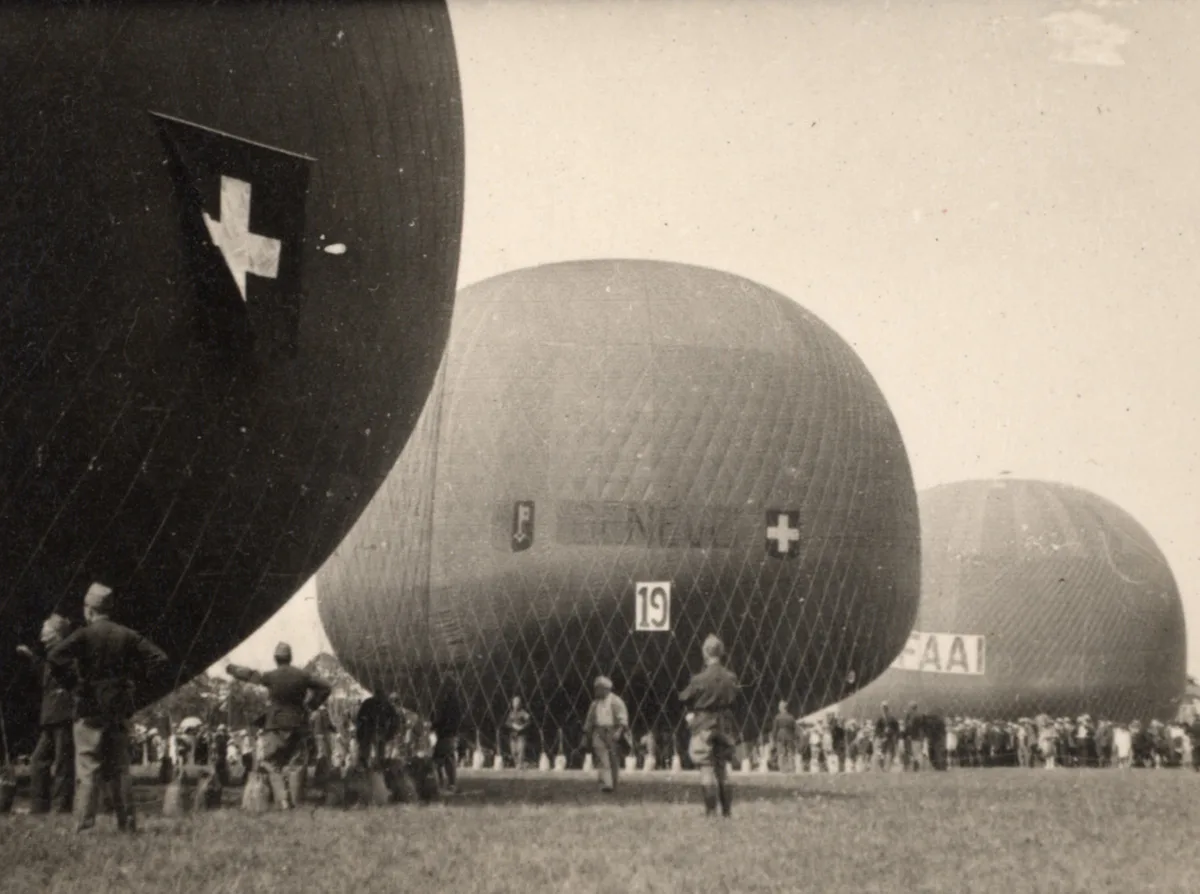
[202,175,282,302]
[767,513,800,554]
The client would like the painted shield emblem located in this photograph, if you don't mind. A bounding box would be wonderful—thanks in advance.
[512,500,535,552]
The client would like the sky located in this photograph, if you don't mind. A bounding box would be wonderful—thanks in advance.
[214,0,1200,677]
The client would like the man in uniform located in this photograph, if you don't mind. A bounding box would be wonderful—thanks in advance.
[47,583,170,833]
[226,642,331,809]
[679,633,739,818]
[771,700,797,773]
[430,678,462,794]
[581,676,629,792]
[16,613,76,814]
[504,696,532,769]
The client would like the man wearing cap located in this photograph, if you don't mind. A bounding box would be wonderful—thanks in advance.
[679,633,739,818]
[16,613,76,814]
[226,642,331,809]
[47,582,171,832]
[581,676,629,792]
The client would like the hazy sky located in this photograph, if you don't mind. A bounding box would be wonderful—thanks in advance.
[215,0,1200,677]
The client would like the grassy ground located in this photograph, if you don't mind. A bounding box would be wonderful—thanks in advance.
[3,768,1199,894]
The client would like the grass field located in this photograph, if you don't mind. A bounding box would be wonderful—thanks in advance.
[3,768,1199,894]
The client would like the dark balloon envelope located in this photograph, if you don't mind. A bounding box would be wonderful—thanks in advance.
[836,480,1187,723]
[317,260,921,751]
[0,2,464,750]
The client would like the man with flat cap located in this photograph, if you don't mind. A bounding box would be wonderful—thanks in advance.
[679,633,740,818]
[581,676,629,792]
[226,642,331,809]
[47,583,170,832]
[16,613,76,814]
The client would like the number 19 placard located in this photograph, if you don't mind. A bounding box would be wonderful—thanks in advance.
[635,581,672,631]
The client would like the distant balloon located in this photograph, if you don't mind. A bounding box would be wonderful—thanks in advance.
[837,479,1187,723]
[318,260,921,743]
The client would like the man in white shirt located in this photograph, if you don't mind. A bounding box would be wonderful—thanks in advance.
[581,676,629,792]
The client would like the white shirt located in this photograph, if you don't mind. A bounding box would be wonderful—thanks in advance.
[590,693,629,728]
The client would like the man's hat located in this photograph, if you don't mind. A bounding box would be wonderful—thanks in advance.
[84,582,113,613]
[42,613,71,637]
[273,642,292,662]
[594,676,612,691]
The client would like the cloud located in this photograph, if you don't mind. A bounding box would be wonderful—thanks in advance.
[1042,10,1132,66]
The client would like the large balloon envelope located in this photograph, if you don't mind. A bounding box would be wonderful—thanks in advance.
[837,479,1186,723]
[0,1,464,750]
[318,260,921,747]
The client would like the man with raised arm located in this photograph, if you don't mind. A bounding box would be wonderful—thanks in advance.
[16,613,76,814]
[226,642,331,809]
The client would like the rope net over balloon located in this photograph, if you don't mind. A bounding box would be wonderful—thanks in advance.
[316,260,922,761]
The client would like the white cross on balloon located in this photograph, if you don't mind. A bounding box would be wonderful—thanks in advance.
[767,513,800,553]
[202,175,281,302]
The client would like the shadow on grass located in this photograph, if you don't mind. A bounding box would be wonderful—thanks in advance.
[442,773,860,808]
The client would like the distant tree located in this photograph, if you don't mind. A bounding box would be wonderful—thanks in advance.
[304,652,368,731]
[133,673,270,734]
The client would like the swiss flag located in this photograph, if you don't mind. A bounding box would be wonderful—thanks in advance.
[765,509,801,559]
[151,111,314,360]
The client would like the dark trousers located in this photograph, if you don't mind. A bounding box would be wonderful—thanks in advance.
[74,718,134,831]
[30,723,74,813]
[433,734,458,790]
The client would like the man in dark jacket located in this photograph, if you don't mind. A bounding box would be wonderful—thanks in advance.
[679,634,739,818]
[227,642,331,809]
[355,690,403,770]
[16,613,76,813]
[875,703,900,771]
[47,583,171,833]
[430,680,462,793]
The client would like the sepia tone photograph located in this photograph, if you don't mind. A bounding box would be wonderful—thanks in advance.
[1,1,1197,891]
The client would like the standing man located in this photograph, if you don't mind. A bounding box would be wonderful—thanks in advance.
[16,613,76,814]
[875,702,899,772]
[226,643,331,810]
[771,701,797,773]
[504,696,532,769]
[47,583,170,833]
[581,676,629,793]
[902,703,921,772]
[212,724,231,786]
[430,679,462,794]
[679,633,739,818]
